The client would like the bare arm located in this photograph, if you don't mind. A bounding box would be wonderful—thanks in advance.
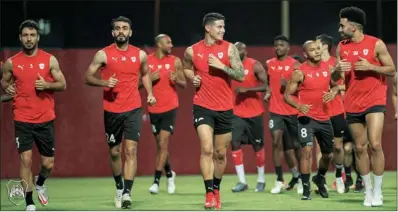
[84,50,108,87]
[225,44,244,82]
[283,70,304,109]
[183,46,195,81]
[371,40,396,77]
[244,61,269,92]
[139,50,153,95]
[392,73,397,115]
[1,59,13,90]
[47,56,67,91]
[174,57,186,88]
[331,44,343,82]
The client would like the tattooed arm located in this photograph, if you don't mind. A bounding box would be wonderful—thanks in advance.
[226,44,245,82]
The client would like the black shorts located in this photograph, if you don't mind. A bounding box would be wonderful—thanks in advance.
[346,105,386,124]
[232,114,264,146]
[343,123,353,143]
[149,108,177,135]
[297,116,334,154]
[269,112,298,150]
[330,113,346,138]
[193,105,233,135]
[104,107,142,147]
[14,120,55,157]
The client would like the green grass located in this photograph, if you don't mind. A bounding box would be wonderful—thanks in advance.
[1,172,397,211]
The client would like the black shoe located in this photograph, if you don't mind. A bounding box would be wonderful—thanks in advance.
[312,175,328,198]
[286,177,299,191]
[301,187,311,200]
[354,179,364,193]
[344,175,353,193]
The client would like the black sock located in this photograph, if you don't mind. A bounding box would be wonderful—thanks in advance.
[204,180,214,193]
[301,174,310,191]
[164,159,173,178]
[344,166,352,176]
[25,191,34,206]
[213,177,222,190]
[36,174,47,187]
[317,168,327,177]
[335,164,343,178]
[154,170,162,185]
[113,174,123,190]
[123,179,133,195]
[357,175,362,182]
[275,166,283,182]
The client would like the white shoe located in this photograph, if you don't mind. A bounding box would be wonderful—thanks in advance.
[26,205,36,211]
[297,179,303,194]
[371,191,383,207]
[121,193,132,209]
[363,190,373,207]
[270,181,285,194]
[34,176,48,206]
[167,171,176,194]
[114,189,123,208]
[336,177,345,194]
[149,183,159,194]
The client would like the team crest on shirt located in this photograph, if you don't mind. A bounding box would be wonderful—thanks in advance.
[149,65,154,70]
[131,57,136,63]
[158,65,162,70]
[165,64,170,70]
[323,71,328,77]
[217,52,223,59]
[363,49,369,56]
[284,66,290,71]
[39,63,45,70]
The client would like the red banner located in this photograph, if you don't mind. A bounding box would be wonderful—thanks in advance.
[1,45,396,178]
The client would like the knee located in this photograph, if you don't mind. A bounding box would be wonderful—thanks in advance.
[124,143,137,160]
[334,142,343,153]
[322,153,333,161]
[201,146,213,158]
[344,143,353,155]
[301,147,312,159]
[272,136,283,148]
[355,141,368,154]
[369,140,382,152]
[41,157,54,170]
[20,153,32,168]
[110,146,122,160]
[214,148,227,161]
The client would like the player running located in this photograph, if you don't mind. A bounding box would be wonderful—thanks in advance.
[230,42,270,193]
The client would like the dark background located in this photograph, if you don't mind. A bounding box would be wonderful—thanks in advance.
[1,0,396,49]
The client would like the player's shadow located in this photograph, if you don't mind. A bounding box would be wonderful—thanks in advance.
[171,192,203,196]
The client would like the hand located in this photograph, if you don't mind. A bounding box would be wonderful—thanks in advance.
[35,73,49,91]
[323,90,337,103]
[106,74,118,88]
[235,87,248,94]
[354,57,373,71]
[151,70,160,82]
[5,84,16,96]
[147,94,156,106]
[297,104,312,114]
[336,59,352,72]
[208,54,224,69]
[264,91,271,102]
[169,71,177,82]
[193,75,202,88]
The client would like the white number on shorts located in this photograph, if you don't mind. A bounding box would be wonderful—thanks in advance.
[15,137,20,148]
[151,125,157,133]
[300,128,308,138]
[106,133,116,144]
[269,119,274,129]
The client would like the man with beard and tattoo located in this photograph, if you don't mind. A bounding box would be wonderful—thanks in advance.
[146,34,186,195]
[284,40,341,200]
[182,13,244,209]
[230,42,270,193]
[334,7,396,206]
[1,20,67,211]
[266,35,302,194]
[84,16,156,209]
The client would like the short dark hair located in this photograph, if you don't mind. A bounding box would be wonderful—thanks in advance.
[339,6,366,27]
[202,13,225,27]
[316,34,334,53]
[274,35,289,44]
[292,54,305,63]
[111,16,132,29]
[19,20,39,34]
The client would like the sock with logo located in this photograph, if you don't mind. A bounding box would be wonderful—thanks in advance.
[204,180,214,193]
[123,179,133,195]
[153,170,162,185]
[113,174,124,190]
